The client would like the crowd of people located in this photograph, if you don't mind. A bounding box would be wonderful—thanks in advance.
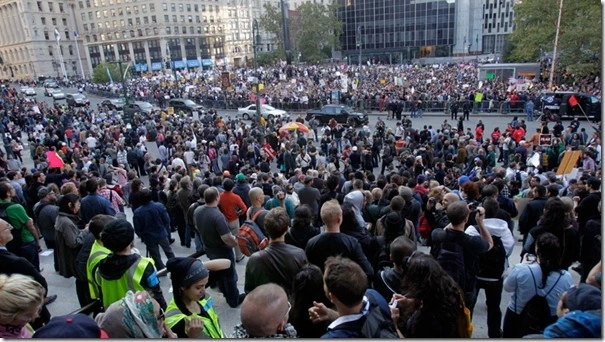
[0,60,602,338]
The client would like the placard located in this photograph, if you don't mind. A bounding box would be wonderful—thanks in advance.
[192,111,199,120]
[168,107,174,115]
[556,150,582,176]
[539,134,552,147]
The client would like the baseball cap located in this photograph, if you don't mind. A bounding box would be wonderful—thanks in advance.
[458,176,470,185]
[32,314,109,338]
[236,173,246,182]
[565,284,601,312]
[37,186,53,199]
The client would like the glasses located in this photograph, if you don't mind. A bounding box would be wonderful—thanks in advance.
[157,307,165,321]
[283,302,291,321]
[0,224,13,233]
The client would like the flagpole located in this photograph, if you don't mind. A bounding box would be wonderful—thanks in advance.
[74,31,85,79]
[548,0,563,90]
[55,29,68,82]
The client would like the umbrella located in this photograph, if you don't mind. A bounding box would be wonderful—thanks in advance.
[279,122,309,134]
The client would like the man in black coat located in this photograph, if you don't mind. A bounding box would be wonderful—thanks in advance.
[518,185,548,243]
[0,218,54,329]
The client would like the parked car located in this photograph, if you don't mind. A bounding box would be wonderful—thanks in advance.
[50,89,65,100]
[306,105,368,126]
[123,101,158,115]
[167,98,206,115]
[237,104,289,120]
[539,91,601,121]
[21,87,36,96]
[101,98,125,110]
[44,87,57,96]
[66,93,90,107]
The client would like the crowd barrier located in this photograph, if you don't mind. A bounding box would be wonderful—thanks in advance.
[68,249,206,316]
[86,88,530,114]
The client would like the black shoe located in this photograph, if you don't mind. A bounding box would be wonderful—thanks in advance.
[169,238,175,244]
[236,255,245,263]
[572,265,584,273]
[185,244,191,248]
[46,294,58,305]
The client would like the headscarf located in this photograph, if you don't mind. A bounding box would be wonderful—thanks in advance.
[95,291,162,338]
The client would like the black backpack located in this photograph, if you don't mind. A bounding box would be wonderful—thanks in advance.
[360,291,399,338]
[518,266,563,336]
[435,240,468,292]
[477,235,506,280]
[0,202,20,254]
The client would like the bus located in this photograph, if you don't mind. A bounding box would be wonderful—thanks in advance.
[477,63,541,81]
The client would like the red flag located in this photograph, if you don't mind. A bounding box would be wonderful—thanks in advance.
[569,95,579,107]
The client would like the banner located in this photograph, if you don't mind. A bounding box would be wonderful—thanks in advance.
[539,134,552,147]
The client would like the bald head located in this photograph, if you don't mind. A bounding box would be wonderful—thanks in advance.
[249,187,264,206]
[442,193,461,209]
[240,283,289,337]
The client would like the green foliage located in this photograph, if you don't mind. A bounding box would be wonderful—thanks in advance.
[92,62,121,84]
[255,51,279,66]
[508,0,601,76]
[259,2,343,64]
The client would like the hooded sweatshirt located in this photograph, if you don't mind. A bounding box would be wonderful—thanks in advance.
[465,218,515,271]
[344,190,366,229]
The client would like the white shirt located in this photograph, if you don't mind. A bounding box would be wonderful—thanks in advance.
[183,150,195,164]
[171,157,186,170]
[86,136,97,149]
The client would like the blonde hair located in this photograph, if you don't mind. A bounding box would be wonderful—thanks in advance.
[61,182,78,195]
[320,200,342,226]
[0,274,45,321]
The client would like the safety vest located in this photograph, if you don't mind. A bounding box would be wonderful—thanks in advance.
[86,241,111,299]
[96,256,153,308]
[165,296,224,338]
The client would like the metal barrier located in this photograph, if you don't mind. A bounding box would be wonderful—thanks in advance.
[67,249,206,316]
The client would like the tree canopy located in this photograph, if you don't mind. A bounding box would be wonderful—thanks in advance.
[92,62,124,84]
[259,2,343,64]
[506,0,601,76]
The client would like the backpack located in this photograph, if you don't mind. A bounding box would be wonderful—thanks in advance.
[360,291,399,338]
[476,235,506,280]
[518,266,563,336]
[166,191,179,210]
[435,239,468,292]
[237,209,269,257]
[0,202,20,254]
[508,139,516,151]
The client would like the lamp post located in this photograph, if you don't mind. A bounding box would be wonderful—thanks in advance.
[167,41,179,97]
[356,25,362,66]
[114,59,129,104]
[252,19,262,121]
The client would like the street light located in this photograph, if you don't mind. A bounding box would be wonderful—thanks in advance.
[167,41,180,97]
[356,25,362,66]
[252,19,262,121]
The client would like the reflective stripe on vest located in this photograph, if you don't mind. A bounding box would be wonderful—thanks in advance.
[97,256,153,308]
[86,241,111,299]
[165,297,224,338]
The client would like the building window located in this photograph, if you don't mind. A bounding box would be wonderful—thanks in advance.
[187,15,192,22]
[48,45,53,55]
[85,35,90,42]
[186,3,190,11]
[194,4,197,11]
[120,19,124,26]
[170,3,175,11]
[51,17,57,25]
[153,27,158,34]
[162,2,167,10]
[151,15,156,23]
[201,4,205,11]
[138,28,142,36]
[58,2,63,12]
[149,3,154,11]
[134,6,138,14]
[141,4,146,12]
[118,7,122,15]
[85,0,90,7]
[41,17,47,24]
[95,10,100,18]
[195,16,200,23]
[88,12,92,19]
[37,1,42,10]
[105,21,110,28]
[103,10,107,17]
[48,2,53,11]
[143,16,148,24]
[83,23,88,31]
[166,27,171,34]
[172,15,176,22]
[180,15,184,22]
[92,34,97,41]
[127,18,132,25]
[135,17,140,25]
[78,1,83,8]
[197,26,201,34]
[164,15,168,22]
[111,8,115,16]
[178,3,182,11]
[64,29,69,39]
[44,30,50,40]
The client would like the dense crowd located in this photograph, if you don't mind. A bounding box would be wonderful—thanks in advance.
[0,64,602,338]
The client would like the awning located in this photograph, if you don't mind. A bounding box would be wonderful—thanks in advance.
[187,59,200,67]
[201,59,214,67]
[151,62,162,71]
[172,60,186,69]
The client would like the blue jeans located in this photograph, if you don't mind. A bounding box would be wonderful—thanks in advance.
[145,237,175,270]
[20,241,40,271]
[208,249,240,307]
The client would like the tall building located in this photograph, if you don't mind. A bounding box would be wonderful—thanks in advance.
[481,0,515,54]
[336,0,514,64]
[0,0,87,80]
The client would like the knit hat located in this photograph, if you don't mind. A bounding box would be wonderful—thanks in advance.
[458,176,470,185]
[565,284,602,312]
[383,212,404,232]
[32,314,109,338]
[167,257,209,289]
[417,175,426,184]
[101,219,135,253]
[37,186,52,199]
[399,186,413,203]
[236,173,246,183]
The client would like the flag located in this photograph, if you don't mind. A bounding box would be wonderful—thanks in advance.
[74,30,79,38]
[568,94,579,107]
[106,66,114,85]
[54,28,61,42]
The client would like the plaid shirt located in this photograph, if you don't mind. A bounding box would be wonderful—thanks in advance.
[98,188,125,213]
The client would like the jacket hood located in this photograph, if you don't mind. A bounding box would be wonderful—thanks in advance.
[344,190,364,208]
[97,254,140,280]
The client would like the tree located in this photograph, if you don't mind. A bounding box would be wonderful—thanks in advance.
[259,2,343,64]
[92,62,121,84]
[507,0,601,76]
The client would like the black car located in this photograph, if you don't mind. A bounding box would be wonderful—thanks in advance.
[540,91,601,121]
[167,98,206,115]
[306,105,369,126]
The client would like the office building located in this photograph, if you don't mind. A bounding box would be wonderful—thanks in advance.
[336,0,514,64]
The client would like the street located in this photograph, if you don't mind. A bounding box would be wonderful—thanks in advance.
[19,84,582,338]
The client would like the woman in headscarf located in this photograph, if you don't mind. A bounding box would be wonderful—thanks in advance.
[165,257,230,338]
[95,290,176,338]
